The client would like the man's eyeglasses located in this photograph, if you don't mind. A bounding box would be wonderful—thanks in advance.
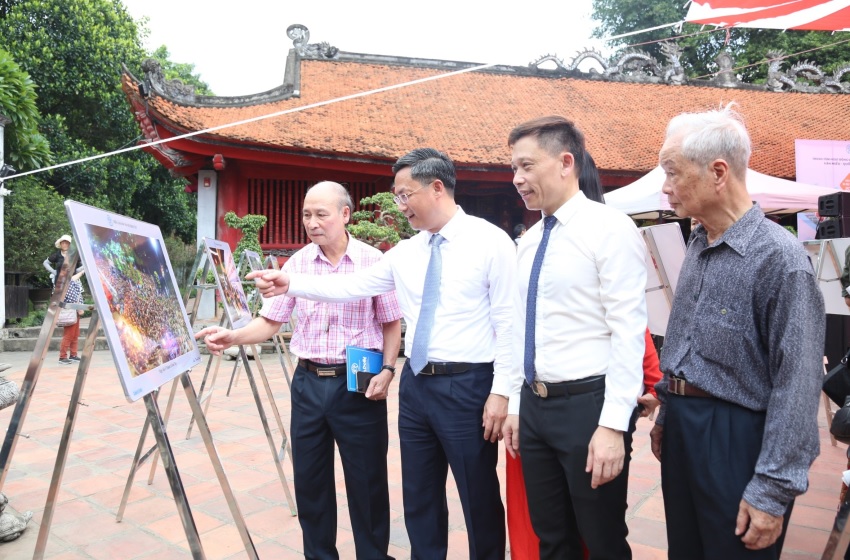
[392,182,431,206]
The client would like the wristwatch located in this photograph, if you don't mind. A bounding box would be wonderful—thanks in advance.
[381,364,396,374]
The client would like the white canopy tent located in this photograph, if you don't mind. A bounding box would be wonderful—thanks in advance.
[604,166,837,218]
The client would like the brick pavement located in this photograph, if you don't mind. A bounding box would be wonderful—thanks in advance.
[0,347,844,559]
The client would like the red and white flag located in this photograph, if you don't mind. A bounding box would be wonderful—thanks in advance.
[685,0,850,31]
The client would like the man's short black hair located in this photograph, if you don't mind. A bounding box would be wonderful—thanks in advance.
[392,148,456,192]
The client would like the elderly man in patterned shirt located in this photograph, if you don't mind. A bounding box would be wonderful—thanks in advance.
[650,104,825,559]
[197,181,402,560]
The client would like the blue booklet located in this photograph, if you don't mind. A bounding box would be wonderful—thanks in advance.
[345,346,383,392]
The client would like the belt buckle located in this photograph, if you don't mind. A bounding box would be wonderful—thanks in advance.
[317,368,337,377]
[419,364,435,375]
[532,381,548,398]
[670,376,685,396]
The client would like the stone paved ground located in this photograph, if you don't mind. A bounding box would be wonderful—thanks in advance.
[0,345,844,559]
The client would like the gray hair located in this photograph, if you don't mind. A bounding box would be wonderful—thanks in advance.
[392,148,456,192]
[665,103,751,180]
[308,181,354,213]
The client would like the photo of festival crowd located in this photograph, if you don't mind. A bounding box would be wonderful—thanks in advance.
[87,225,197,378]
[204,239,251,329]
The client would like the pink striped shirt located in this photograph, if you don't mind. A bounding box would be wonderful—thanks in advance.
[261,236,401,364]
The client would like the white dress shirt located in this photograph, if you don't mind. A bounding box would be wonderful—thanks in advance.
[288,207,517,396]
[510,192,647,431]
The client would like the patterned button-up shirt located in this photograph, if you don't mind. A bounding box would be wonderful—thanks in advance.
[656,204,825,516]
[262,236,401,364]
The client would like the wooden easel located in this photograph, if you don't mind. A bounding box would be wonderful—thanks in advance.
[117,244,297,518]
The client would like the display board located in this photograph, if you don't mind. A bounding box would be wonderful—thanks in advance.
[203,238,252,329]
[640,222,687,337]
[243,250,264,273]
[65,201,200,401]
[804,238,850,316]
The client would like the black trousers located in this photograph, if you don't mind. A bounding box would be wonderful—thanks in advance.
[290,365,392,560]
[661,394,793,560]
[519,381,636,560]
[397,360,505,560]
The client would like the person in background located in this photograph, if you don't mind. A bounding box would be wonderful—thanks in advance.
[44,235,86,365]
[197,182,402,559]
[513,223,527,245]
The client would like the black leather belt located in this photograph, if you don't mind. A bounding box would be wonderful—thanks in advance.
[668,375,713,398]
[529,375,605,398]
[298,359,346,377]
[417,361,487,375]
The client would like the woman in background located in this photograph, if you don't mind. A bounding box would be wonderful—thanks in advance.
[44,235,86,365]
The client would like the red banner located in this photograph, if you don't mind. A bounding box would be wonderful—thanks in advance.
[685,0,850,31]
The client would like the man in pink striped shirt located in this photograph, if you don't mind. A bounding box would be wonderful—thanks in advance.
[197,181,402,559]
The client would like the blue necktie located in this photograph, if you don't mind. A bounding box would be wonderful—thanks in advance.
[411,234,444,374]
[524,216,557,386]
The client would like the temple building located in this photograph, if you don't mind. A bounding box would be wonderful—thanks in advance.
[121,24,850,255]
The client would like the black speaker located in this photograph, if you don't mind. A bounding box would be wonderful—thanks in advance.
[817,217,850,239]
[818,192,850,217]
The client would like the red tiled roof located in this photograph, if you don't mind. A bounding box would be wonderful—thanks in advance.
[128,59,850,179]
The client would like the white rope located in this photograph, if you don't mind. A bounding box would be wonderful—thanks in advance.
[2,61,499,182]
[605,20,685,42]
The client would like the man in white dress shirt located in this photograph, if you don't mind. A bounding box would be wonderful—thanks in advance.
[502,116,647,559]
[249,148,516,560]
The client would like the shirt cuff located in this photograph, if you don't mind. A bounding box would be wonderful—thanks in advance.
[287,274,305,297]
[490,372,512,399]
[742,476,793,518]
[598,401,634,432]
[508,393,521,415]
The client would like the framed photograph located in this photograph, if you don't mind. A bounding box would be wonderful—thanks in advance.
[242,250,264,273]
[65,201,201,402]
[264,255,280,270]
[203,238,252,329]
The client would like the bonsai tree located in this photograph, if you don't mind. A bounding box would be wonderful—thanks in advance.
[348,192,414,251]
[223,211,267,266]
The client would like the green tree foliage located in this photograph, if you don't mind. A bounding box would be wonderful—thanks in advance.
[39,114,145,210]
[3,175,68,281]
[0,47,51,170]
[163,234,198,294]
[38,114,195,241]
[0,0,198,252]
[0,0,145,150]
[132,167,197,242]
[224,212,267,266]
[348,192,414,251]
[150,46,214,96]
[591,0,850,81]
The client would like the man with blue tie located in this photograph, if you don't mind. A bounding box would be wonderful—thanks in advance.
[502,116,647,559]
[250,148,517,559]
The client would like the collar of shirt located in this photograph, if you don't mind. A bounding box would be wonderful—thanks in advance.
[420,206,466,246]
[549,190,587,228]
[303,234,359,269]
[694,203,763,257]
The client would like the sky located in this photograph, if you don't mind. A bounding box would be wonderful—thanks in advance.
[121,0,606,96]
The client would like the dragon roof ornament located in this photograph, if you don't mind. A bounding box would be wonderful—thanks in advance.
[530,42,849,93]
[286,24,339,59]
